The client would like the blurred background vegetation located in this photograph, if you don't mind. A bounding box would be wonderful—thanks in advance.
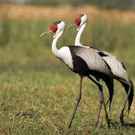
[0,0,134,71]
[0,1,135,134]
[1,0,135,10]
[0,0,135,76]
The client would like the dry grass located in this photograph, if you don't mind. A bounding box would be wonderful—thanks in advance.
[0,4,135,23]
[0,4,135,134]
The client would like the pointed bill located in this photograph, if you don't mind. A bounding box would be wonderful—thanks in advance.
[40,31,51,38]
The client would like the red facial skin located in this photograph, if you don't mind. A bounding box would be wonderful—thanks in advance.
[74,17,81,27]
[49,24,58,33]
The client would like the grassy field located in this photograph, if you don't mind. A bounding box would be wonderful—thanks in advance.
[0,6,135,134]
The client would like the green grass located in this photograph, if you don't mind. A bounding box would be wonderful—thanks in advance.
[0,19,135,134]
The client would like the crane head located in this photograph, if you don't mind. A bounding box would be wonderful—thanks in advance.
[74,14,88,30]
[40,21,65,38]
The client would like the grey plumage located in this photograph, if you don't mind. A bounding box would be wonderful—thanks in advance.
[70,46,112,76]
[97,50,128,80]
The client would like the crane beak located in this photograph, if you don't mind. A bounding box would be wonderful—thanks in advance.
[40,31,51,38]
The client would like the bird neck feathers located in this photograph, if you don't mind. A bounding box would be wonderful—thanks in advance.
[52,30,63,58]
[75,23,86,46]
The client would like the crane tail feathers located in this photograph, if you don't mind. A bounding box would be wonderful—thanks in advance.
[121,79,134,113]
[127,80,134,113]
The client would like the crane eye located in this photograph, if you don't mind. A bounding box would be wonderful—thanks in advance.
[54,20,62,24]
[80,14,84,17]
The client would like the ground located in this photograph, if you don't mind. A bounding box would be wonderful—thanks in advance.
[0,4,135,135]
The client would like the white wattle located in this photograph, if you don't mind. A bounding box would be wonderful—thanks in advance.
[52,30,73,69]
[58,47,73,69]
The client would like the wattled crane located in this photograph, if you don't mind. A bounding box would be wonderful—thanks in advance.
[73,14,134,124]
[40,21,117,128]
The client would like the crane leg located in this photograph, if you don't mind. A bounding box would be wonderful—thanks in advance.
[68,76,83,128]
[120,83,131,125]
[97,86,110,128]
[88,76,110,128]
[104,77,114,118]
[119,79,133,125]
[95,86,103,127]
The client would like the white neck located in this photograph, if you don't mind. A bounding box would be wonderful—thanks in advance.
[75,23,86,46]
[52,31,63,58]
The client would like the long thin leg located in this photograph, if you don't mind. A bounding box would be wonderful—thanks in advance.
[88,76,110,128]
[96,85,110,128]
[95,86,103,127]
[104,77,114,118]
[119,79,132,125]
[120,84,131,125]
[68,76,83,128]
